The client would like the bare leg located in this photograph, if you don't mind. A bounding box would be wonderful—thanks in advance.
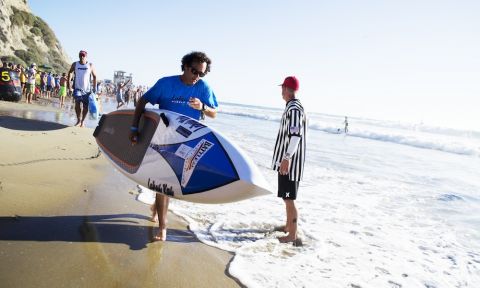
[278,199,298,243]
[79,102,88,127]
[273,204,290,233]
[74,101,81,126]
[150,200,158,222]
[153,194,169,241]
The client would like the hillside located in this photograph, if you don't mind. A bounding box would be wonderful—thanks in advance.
[0,0,70,72]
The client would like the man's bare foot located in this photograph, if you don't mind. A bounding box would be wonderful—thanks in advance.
[79,122,85,127]
[153,228,167,241]
[273,225,288,233]
[278,235,303,247]
[74,120,81,127]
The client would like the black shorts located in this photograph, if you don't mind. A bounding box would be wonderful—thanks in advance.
[278,173,299,200]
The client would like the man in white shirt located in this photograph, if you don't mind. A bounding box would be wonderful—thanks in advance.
[67,50,97,127]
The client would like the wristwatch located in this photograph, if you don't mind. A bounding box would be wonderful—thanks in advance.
[283,153,292,161]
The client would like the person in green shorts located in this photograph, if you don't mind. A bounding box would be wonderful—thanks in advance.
[58,73,67,108]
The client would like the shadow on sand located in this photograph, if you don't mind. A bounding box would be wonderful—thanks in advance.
[0,115,68,131]
[0,214,198,250]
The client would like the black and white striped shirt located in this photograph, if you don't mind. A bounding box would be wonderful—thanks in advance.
[272,99,307,181]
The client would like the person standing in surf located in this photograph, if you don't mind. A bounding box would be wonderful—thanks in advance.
[129,51,218,241]
[344,116,349,133]
[67,50,97,127]
[272,76,307,246]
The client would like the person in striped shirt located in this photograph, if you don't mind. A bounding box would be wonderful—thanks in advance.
[272,76,307,246]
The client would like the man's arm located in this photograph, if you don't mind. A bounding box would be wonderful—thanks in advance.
[91,63,97,93]
[129,96,148,143]
[67,63,75,90]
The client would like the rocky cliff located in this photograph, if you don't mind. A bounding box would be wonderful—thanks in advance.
[0,0,70,72]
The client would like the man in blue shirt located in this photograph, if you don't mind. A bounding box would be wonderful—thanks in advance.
[130,51,218,241]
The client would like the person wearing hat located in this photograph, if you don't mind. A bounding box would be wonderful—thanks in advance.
[271,76,307,246]
[25,63,37,104]
[67,50,97,127]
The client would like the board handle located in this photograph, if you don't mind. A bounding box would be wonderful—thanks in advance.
[160,113,169,127]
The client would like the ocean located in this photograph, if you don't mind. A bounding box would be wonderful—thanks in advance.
[166,102,480,288]
[13,98,480,287]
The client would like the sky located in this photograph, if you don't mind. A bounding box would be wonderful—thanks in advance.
[29,0,480,130]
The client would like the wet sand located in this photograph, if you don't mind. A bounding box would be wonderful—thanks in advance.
[0,101,241,287]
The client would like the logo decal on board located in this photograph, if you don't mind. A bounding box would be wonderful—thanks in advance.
[181,139,214,187]
[175,115,207,138]
[174,144,192,159]
[147,178,174,196]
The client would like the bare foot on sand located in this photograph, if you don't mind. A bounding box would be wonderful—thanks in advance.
[74,120,81,127]
[79,121,85,128]
[278,235,303,247]
[153,228,167,241]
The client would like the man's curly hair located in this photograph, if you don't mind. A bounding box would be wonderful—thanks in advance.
[181,51,211,74]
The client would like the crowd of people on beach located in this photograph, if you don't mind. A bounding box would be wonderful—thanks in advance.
[0,56,146,112]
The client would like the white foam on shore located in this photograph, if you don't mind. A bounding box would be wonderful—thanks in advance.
[170,111,480,287]
[124,101,480,287]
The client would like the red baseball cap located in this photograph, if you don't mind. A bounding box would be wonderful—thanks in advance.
[279,76,299,91]
[79,50,87,56]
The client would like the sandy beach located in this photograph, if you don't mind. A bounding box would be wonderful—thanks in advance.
[0,101,241,288]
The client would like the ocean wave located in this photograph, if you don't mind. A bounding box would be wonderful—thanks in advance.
[321,126,479,157]
[218,108,480,157]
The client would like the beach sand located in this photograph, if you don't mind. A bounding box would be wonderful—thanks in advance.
[0,101,241,288]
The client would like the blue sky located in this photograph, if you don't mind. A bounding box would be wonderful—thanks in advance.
[30,0,479,130]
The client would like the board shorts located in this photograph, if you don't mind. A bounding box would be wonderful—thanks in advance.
[58,86,67,98]
[116,92,124,104]
[278,173,299,200]
[73,89,90,105]
[27,83,35,94]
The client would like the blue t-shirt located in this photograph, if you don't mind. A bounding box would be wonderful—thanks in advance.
[143,75,218,120]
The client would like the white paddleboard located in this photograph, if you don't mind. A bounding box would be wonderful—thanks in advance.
[93,109,272,204]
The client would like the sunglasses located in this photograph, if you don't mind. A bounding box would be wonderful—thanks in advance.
[189,66,206,78]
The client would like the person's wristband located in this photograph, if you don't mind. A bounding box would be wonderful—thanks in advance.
[201,102,207,111]
[130,126,138,132]
[283,153,292,161]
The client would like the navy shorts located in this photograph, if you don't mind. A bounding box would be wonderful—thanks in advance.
[278,173,299,200]
[73,89,90,105]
